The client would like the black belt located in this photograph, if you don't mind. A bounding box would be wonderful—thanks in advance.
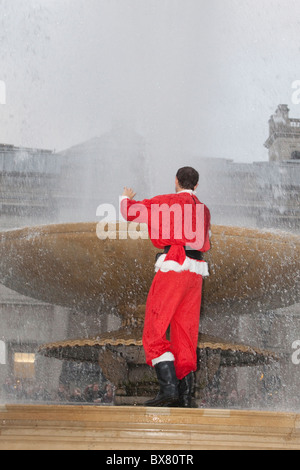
[156,246,204,263]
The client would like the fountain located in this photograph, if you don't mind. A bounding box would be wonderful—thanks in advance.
[0,221,299,405]
[1,0,300,450]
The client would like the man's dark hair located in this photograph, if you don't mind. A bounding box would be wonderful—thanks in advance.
[176,167,199,190]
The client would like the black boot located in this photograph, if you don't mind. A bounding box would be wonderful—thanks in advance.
[178,373,194,408]
[145,361,179,407]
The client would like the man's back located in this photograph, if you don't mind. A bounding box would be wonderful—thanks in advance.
[120,190,211,252]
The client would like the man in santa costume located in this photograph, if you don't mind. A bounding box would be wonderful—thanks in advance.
[120,167,211,407]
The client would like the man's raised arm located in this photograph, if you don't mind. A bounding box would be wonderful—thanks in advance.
[120,187,150,224]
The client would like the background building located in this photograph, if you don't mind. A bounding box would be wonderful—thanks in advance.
[0,143,67,401]
[193,105,300,233]
[265,104,300,162]
[0,144,59,229]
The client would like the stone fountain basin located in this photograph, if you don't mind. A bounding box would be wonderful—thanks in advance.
[0,223,299,316]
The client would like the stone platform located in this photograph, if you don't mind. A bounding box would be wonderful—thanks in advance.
[0,405,299,450]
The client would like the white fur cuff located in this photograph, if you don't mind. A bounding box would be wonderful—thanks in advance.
[152,352,175,366]
[155,254,209,277]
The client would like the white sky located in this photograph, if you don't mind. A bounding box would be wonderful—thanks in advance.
[1,0,300,163]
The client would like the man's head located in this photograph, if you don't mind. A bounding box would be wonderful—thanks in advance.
[175,166,199,192]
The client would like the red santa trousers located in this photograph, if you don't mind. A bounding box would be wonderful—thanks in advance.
[143,269,203,381]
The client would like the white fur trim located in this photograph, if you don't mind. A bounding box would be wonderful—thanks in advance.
[155,254,209,277]
[152,352,175,366]
[177,189,197,195]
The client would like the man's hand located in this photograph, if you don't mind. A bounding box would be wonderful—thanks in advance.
[123,187,136,200]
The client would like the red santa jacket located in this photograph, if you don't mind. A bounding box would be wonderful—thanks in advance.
[120,190,211,276]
